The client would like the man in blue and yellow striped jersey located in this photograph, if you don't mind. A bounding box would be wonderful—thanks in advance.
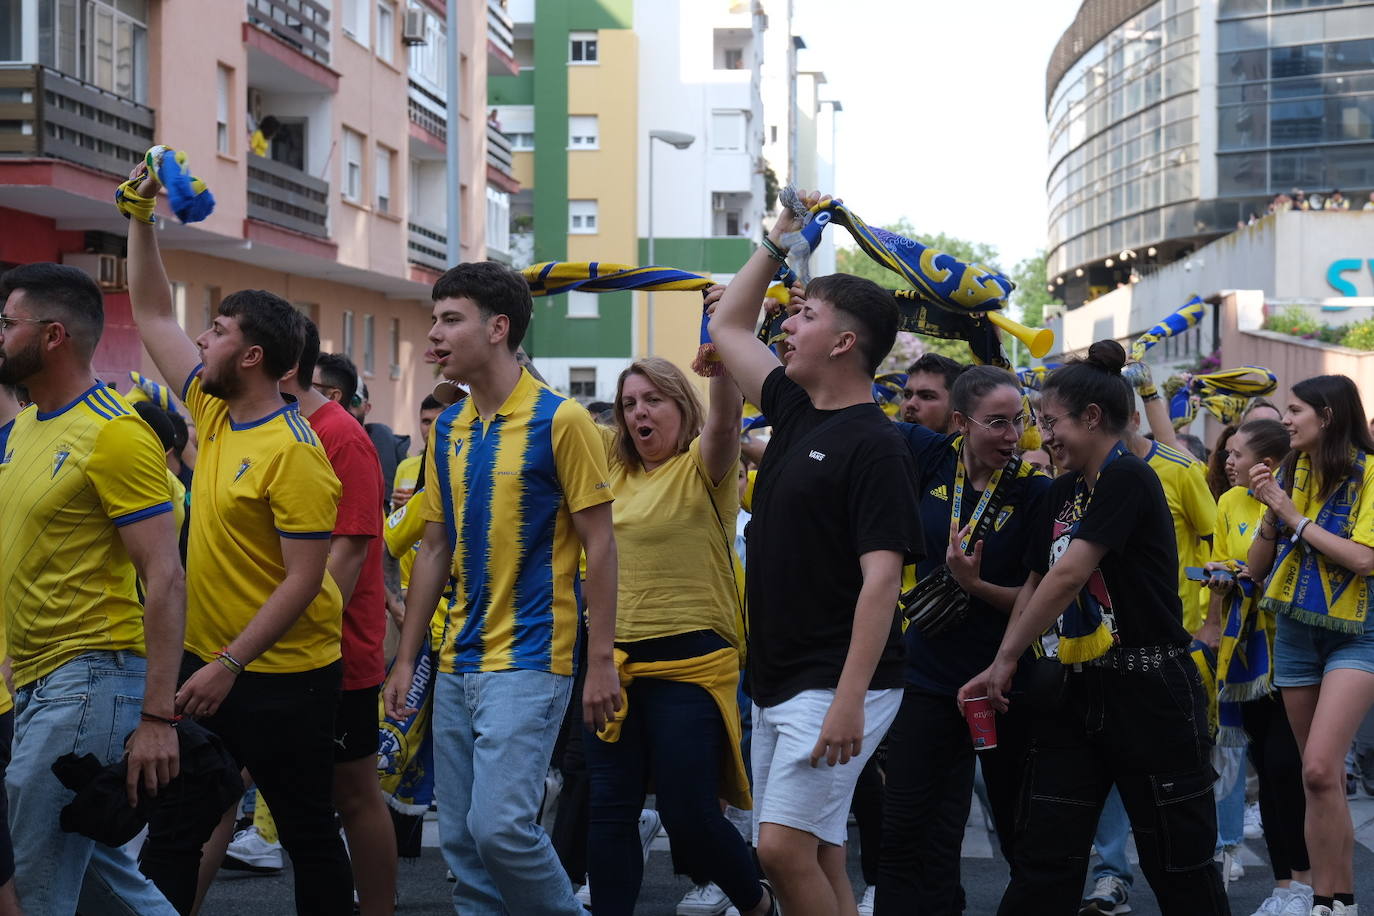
[383,262,620,916]
[0,263,184,916]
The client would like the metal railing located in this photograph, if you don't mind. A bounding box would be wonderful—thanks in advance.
[488,0,516,62]
[246,0,331,65]
[408,81,446,141]
[246,153,330,238]
[487,122,514,176]
[408,222,448,271]
[0,64,155,177]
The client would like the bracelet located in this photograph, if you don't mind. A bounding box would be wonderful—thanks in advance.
[760,236,789,264]
[140,711,182,728]
[213,647,244,675]
[1141,391,1160,403]
[1292,517,1312,544]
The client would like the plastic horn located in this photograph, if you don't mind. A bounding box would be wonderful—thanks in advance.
[986,312,1055,360]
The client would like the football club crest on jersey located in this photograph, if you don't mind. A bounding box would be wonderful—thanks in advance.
[52,446,71,478]
[235,458,251,481]
[994,505,1015,532]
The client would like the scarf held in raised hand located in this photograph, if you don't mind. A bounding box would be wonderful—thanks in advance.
[1260,453,1373,633]
[1130,295,1206,361]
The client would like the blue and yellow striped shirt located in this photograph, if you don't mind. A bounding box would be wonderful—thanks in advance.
[421,369,613,675]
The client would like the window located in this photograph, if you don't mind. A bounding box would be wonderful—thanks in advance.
[376,0,395,63]
[569,367,597,401]
[723,48,743,69]
[725,210,741,236]
[216,65,231,155]
[509,132,535,150]
[343,128,364,202]
[569,115,598,149]
[363,314,375,375]
[713,28,749,71]
[203,285,220,330]
[389,317,401,378]
[44,0,149,103]
[375,144,394,213]
[569,31,597,63]
[711,110,747,151]
[171,282,188,330]
[342,310,355,359]
[569,199,598,233]
[343,0,369,44]
[567,291,599,318]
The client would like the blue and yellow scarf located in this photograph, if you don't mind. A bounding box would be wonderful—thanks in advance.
[1260,452,1371,633]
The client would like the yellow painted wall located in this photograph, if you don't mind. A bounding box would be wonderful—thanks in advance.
[513,150,535,189]
[566,29,637,267]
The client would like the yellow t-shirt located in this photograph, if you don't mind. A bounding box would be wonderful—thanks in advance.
[181,371,343,673]
[1146,442,1217,632]
[384,491,448,647]
[603,430,742,649]
[1213,485,1266,566]
[1287,452,1374,548]
[393,454,422,497]
[166,468,187,536]
[0,385,174,690]
[421,369,613,675]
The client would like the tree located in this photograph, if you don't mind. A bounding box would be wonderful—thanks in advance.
[1010,249,1060,328]
[834,221,1003,369]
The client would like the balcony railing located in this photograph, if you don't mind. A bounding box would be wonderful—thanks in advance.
[0,64,154,178]
[487,123,514,176]
[246,0,331,66]
[247,153,329,238]
[409,222,448,272]
[487,0,517,74]
[408,81,446,142]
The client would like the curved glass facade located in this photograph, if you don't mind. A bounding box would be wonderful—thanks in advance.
[1216,1,1374,201]
[1047,0,1200,278]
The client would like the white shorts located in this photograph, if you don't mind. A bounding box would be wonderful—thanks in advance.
[750,687,901,847]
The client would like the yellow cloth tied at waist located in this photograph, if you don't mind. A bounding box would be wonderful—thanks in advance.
[597,647,751,811]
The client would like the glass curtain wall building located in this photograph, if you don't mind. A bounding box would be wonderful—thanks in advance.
[1047,0,1374,307]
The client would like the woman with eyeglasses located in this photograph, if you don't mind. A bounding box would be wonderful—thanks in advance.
[959,340,1228,916]
[1246,375,1374,916]
[875,366,1051,914]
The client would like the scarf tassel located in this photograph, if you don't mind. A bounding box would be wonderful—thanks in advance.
[1219,678,1273,703]
[1056,623,1114,665]
[1259,597,1368,634]
[1217,723,1251,748]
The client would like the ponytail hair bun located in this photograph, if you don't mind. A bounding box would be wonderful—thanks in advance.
[1085,339,1127,375]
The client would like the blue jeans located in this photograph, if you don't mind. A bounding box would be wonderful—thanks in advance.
[8,651,178,916]
[433,669,580,915]
[1215,746,1247,850]
[1091,786,1134,889]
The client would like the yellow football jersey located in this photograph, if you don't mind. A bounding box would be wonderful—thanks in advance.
[393,454,422,496]
[1146,442,1217,632]
[180,371,343,673]
[0,384,174,689]
[384,492,449,648]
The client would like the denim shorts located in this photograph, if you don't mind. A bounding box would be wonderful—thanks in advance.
[1273,611,1374,687]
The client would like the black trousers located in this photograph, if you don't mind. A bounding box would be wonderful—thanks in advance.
[1242,693,1310,880]
[997,659,1230,916]
[140,653,352,915]
[875,687,1028,915]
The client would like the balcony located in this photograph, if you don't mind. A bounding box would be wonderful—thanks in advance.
[486,123,519,192]
[246,0,331,67]
[408,81,446,144]
[0,64,154,178]
[409,222,448,272]
[247,153,329,238]
[488,0,519,77]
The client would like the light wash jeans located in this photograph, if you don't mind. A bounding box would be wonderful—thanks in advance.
[8,651,178,916]
[1091,786,1135,889]
[1215,745,1247,850]
[433,669,581,916]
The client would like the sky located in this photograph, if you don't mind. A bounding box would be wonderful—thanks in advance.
[791,0,1085,272]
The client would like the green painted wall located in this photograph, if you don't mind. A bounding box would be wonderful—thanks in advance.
[488,69,534,105]
[532,0,570,265]
[638,237,756,274]
[530,291,632,358]
[570,0,633,28]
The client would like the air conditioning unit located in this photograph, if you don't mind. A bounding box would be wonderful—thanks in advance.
[402,8,427,45]
[62,253,125,291]
[711,192,728,211]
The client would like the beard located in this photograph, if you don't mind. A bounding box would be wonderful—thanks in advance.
[199,365,242,400]
[0,337,43,385]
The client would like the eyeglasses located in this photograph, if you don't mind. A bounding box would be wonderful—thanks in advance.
[1037,412,1072,435]
[967,412,1032,434]
[0,316,55,332]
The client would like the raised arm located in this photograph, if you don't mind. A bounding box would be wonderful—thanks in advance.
[125,172,203,393]
[699,287,745,485]
[708,192,818,407]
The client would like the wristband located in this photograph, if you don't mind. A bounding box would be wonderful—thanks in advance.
[1292,517,1311,544]
[213,647,244,675]
[760,236,788,264]
[140,711,182,727]
[1140,389,1160,402]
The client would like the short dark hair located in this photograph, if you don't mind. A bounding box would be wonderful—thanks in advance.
[432,261,533,352]
[166,409,189,455]
[132,400,177,453]
[218,290,304,380]
[295,315,320,389]
[907,352,966,391]
[803,273,899,375]
[0,262,105,355]
[420,394,443,412]
[1042,339,1132,435]
[315,352,359,407]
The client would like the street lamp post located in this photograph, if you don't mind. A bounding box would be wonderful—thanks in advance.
[646,129,695,357]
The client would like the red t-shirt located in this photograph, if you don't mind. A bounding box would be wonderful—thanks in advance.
[307,400,386,690]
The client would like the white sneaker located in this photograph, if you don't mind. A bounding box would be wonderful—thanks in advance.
[575,883,592,907]
[638,808,662,864]
[1215,848,1245,882]
[1336,904,1358,916]
[1244,801,1264,839]
[221,826,283,872]
[1271,882,1314,916]
[677,882,731,916]
[1313,907,1337,916]
[857,884,876,915]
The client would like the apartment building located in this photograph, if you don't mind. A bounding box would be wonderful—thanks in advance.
[0,0,520,440]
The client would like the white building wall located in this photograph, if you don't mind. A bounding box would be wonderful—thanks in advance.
[534,356,632,405]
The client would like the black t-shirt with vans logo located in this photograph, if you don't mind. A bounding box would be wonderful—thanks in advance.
[745,367,922,707]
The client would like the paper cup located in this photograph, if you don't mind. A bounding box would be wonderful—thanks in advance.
[962,696,998,751]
